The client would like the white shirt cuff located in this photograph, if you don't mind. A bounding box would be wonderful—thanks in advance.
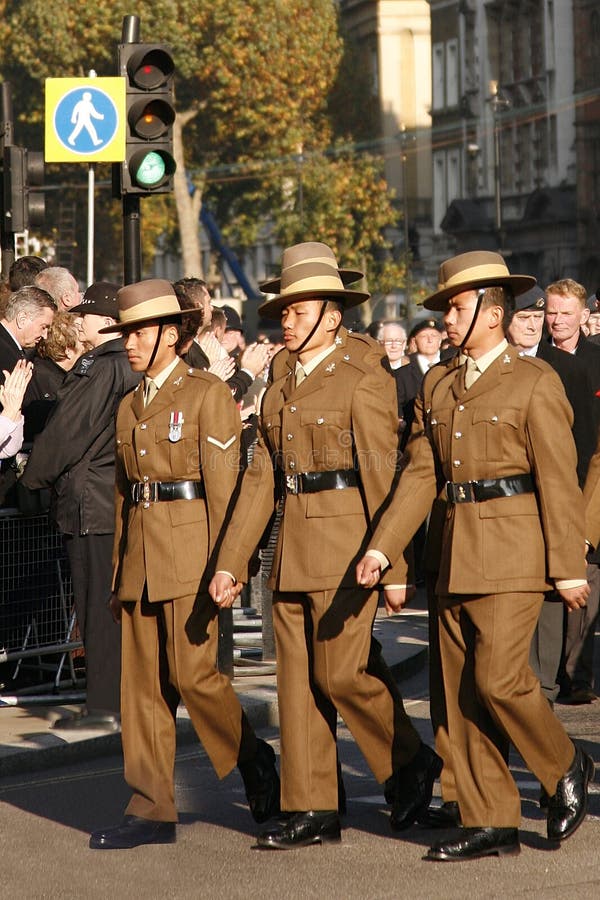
[555,579,587,590]
[365,549,390,571]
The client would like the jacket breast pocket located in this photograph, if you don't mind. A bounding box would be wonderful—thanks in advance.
[155,423,200,477]
[300,409,350,466]
[471,408,520,461]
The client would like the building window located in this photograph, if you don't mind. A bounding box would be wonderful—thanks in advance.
[433,42,444,110]
[446,39,459,107]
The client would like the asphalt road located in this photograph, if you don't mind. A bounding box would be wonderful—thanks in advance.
[1,666,599,899]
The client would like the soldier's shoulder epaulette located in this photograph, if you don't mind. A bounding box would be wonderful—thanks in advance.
[183,366,216,381]
[343,332,385,373]
[516,354,548,374]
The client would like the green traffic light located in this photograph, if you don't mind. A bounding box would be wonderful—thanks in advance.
[135,151,166,187]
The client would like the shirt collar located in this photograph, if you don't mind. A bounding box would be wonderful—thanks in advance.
[295,342,337,379]
[145,356,180,391]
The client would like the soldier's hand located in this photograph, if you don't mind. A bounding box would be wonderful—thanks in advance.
[109,592,122,624]
[558,583,590,612]
[383,586,413,616]
[209,572,243,608]
[356,555,382,588]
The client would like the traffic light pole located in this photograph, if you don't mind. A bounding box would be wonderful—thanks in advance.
[121,16,142,284]
[123,193,141,284]
[1,82,15,278]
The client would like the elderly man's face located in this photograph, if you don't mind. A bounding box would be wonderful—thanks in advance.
[380,324,407,363]
[507,310,544,350]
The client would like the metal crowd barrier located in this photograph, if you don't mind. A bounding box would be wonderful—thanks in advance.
[0,511,83,696]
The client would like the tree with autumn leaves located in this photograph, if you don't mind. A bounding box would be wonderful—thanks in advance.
[0,0,407,299]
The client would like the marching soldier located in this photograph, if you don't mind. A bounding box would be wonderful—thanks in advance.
[357,251,594,861]
[89,279,279,850]
[210,243,441,850]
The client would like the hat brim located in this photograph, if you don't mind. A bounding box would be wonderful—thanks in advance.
[423,275,536,311]
[259,267,364,294]
[258,287,370,320]
[99,308,185,334]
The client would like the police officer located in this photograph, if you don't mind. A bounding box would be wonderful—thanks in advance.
[88,280,279,850]
[357,251,594,861]
[210,243,441,850]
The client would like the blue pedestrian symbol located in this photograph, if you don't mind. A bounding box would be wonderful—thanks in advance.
[54,87,118,155]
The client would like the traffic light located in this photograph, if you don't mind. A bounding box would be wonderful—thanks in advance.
[117,42,176,195]
[2,146,45,232]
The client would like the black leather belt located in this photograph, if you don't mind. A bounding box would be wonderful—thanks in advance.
[283,468,359,495]
[445,474,534,504]
[130,480,205,504]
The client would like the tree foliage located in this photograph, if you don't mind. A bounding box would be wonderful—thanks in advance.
[0,0,404,297]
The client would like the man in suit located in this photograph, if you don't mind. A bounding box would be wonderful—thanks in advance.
[506,285,598,706]
[395,318,445,447]
[22,283,140,729]
[209,242,441,850]
[544,278,600,703]
[0,286,56,504]
[88,280,279,850]
[357,251,594,861]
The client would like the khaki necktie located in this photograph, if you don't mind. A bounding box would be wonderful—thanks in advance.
[295,365,306,388]
[464,356,480,390]
[144,378,158,407]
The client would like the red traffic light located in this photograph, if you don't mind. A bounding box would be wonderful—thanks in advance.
[127,46,174,91]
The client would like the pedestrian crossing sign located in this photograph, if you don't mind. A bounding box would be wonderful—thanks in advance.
[45,77,126,163]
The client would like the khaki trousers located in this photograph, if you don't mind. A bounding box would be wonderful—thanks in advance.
[439,591,574,827]
[121,592,255,821]
[273,587,421,811]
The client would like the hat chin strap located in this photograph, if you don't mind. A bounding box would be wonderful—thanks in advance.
[147,323,164,371]
[459,289,486,353]
[293,300,329,355]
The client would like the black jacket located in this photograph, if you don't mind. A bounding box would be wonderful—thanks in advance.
[21,339,140,535]
[536,340,597,487]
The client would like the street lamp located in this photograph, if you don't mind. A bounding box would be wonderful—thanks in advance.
[488,80,510,249]
[398,124,413,320]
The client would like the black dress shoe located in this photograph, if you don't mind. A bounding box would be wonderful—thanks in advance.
[386,743,443,831]
[89,815,176,850]
[425,827,520,862]
[257,810,341,850]
[418,800,460,829]
[238,738,281,823]
[560,688,598,705]
[547,745,595,841]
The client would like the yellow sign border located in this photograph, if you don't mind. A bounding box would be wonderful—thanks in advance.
[45,77,126,163]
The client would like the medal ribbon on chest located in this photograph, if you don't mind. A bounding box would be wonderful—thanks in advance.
[169,410,184,442]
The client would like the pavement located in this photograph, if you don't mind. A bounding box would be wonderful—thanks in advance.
[0,596,430,777]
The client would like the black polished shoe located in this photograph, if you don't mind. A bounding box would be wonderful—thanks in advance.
[238,738,281,824]
[418,800,460,829]
[257,810,341,850]
[547,745,595,841]
[386,743,443,831]
[425,827,520,862]
[89,815,176,850]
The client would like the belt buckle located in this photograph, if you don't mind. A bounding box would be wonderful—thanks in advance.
[142,481,151,504]
[285,473,299,494]
[448,480,476,503]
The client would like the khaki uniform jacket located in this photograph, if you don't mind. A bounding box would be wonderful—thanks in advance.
[583,441,600,550]
[113,360,241,603]
[369,347,586,595]
[217,329,408,591]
